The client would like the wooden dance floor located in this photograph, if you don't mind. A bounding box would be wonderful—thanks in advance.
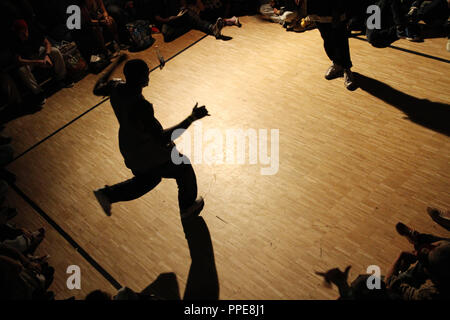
[4,16,450,299]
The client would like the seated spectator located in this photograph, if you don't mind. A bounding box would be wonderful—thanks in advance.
[0,224,45,255]
[386,222,450,299]
[259,0,299,26]
[80,0,122,57]
[316,266,396,300]
[103,0,155,46]
[153,0,226,42]
[196,0,241,27]
[407,0,449,26]
[0,243,54,300]
[10,19,73,106]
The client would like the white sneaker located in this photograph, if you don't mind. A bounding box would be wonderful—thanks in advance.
[180,197,204,220]
[94,188,111,216]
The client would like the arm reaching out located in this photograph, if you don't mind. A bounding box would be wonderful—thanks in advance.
[163,103,210,140]
[93,53,127,96]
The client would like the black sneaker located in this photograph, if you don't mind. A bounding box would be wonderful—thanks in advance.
[325,64,344,80]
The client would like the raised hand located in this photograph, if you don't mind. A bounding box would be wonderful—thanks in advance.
[191,102,210,120]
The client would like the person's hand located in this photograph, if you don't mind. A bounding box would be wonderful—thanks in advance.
[191,103,210,120]
[316,266,351,286]
[44,54,53,67]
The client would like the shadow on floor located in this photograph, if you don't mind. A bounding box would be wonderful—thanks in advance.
[140,216,219,300]
[355,72,450,137]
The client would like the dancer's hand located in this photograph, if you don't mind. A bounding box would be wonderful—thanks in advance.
[191,102,210,120]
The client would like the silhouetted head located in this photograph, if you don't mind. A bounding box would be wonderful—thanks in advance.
[85,290,112,300]
[12,19,29,41]
[123,59,149,88]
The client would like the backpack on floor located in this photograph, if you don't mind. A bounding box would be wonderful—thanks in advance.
[126,20,155,52]
[56,41,88,81]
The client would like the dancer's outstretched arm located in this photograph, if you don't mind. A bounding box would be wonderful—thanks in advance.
[93,53,127,96]
[163,103,210,141]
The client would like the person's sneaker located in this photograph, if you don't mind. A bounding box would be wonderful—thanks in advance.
[406,27,422,42]
[396,25,407,39]
[344,69,358,91]
[427,207,450,230]
[212,17,224,39]
[93,188,111,216]
[395,222,419,244]
[180,197,204,220]
[231,16,242,27]
[325,64,344,80]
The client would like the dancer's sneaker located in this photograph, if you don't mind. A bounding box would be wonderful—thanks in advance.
[180,197,204,220]
[94,187,111,216]
[212,18,224,39]
[344,69,358,91]
[324,64,344,80]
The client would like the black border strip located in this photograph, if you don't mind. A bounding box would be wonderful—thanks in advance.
[353,35,450,64]
[11,183,123,290]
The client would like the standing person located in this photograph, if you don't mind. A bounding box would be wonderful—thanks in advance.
[303,0,357,91]
[92,55,209,220]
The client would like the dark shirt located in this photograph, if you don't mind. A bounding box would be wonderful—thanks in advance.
[99,79,173,173]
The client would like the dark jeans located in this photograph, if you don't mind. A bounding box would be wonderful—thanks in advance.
[317,22,353,69]
[103,160,198,212]
[162,9,212,42]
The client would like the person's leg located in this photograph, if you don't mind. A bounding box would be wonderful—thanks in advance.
[331,23,353,70]
[185,9,214,35]
[161,22,192,42]
[16,65,42,95]
[104,16,121,44]
[106,4,129,44]
[0,72,22,109]
[418,0,449,24]
[159,160,198,212]
[48,47,67,81]
[260,4,282,23]
[102,173,162,203]
[317,23,337,65]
